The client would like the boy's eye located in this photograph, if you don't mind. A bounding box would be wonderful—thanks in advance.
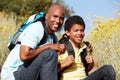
[53,15,58,18]
[74,29,79,32]
[81,30,84,32]
[74,29,84,32]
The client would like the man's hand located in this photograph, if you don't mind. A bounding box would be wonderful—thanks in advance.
[49,43,65,53]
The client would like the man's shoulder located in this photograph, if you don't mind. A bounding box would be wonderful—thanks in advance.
[19,21,44,41]
[25,21,44,33]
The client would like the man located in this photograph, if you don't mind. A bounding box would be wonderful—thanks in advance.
[1,3,65,80]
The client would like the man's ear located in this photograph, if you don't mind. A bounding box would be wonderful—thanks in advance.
[45,13,49,20]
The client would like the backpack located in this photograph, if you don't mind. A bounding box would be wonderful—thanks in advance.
[58,35,90,79]
[7,12,55,51]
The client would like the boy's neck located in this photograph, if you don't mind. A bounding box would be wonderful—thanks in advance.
[69,40,81,49]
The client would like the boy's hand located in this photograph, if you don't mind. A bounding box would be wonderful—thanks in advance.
[86,43,93,55]
[85,55,94,71]
[58,55,74,71]
[62,55,75,67]
[85,55,93,64]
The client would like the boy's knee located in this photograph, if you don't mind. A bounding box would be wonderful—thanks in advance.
[104,65,114,71]
[103,65,115,75]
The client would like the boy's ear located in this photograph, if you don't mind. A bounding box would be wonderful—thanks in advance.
[65,30,70,36]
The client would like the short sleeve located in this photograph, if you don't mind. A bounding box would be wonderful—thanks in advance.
[19,21,44,49]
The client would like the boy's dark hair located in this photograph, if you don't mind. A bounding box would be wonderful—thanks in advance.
[64,15,85,31]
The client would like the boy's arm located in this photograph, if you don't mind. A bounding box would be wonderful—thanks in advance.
[88,58,94,71]
[85,42,94,71]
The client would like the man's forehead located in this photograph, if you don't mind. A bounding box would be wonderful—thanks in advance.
[48,4,64,13]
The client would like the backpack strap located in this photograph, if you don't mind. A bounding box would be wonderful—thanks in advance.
[37,21,48,46]
[37,21,57,47]
[60,38,75,58]
[80,41,90,75]
[59,34,75,58]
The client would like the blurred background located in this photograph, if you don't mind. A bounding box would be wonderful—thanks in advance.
[0,0,120,79]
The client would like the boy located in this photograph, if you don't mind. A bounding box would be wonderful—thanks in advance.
[58,15,116,80]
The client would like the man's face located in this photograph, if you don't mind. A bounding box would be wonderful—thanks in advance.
[45,6,64,34]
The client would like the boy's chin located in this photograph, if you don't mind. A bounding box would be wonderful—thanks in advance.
[76,40,82,44]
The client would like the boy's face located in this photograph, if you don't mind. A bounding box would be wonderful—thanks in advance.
[66,24,85,47]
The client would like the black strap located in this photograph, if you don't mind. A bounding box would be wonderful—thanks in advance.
[80,47,89,75]
[59,38,75,58]
[37,21,48,46]
[37,21,57,47]
[59,34,76,58]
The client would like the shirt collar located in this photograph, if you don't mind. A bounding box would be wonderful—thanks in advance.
[69,40,87,53]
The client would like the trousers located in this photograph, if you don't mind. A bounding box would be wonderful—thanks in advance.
[84,65,116,80]
[14,49,58,80]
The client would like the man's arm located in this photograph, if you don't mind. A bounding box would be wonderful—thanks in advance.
[20,44,65,62]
